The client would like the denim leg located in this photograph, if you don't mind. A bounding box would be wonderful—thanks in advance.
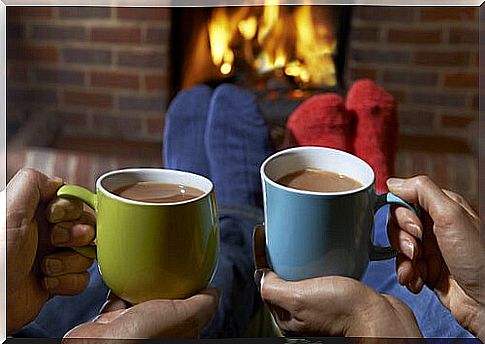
[201,204,263,338]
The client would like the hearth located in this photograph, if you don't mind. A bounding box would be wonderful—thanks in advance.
[170,5,352,127]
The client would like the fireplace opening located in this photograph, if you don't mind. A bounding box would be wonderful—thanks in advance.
[170,5,352,127]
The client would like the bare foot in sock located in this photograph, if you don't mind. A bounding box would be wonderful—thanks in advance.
[346,79,398,194]
[284,93,354,153]
[205,84,273,208]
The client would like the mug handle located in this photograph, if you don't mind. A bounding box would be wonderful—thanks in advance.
[57,185,98,260]
[369,192,417,261]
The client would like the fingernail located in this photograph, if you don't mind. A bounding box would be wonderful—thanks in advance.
[53,176,64,184]
[387,178,404,188]
[50,207,66,222]
[397,266,406,284]
[44,277,59,290]
[254,269,263,290]
[406,222,423,241]
[45,258,63,275]
[52,226,70,245]
[405,240,415,261]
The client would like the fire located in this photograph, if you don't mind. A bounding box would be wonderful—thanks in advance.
[207,4,337,87]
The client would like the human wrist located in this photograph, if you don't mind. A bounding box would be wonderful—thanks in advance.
[464,304,484,341]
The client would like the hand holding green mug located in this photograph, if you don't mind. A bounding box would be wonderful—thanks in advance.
[57,168,219,304]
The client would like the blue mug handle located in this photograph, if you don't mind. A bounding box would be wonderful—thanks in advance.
[370,192,417,261]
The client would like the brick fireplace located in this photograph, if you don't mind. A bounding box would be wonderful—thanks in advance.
[6,6,479,208]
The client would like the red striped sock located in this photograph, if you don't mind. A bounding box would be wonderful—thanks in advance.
[283,93,354,153]
[346,79,398,193]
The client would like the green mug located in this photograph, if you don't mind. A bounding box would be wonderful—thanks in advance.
[57,168,219,304]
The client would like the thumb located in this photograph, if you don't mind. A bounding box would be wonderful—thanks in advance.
[116,289,219,339]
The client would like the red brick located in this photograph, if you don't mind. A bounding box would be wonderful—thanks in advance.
[8,46,58,62]
[34,68,85,86]
[444,73,478,89]
[414,51,468,66]
[145,27,169,44]
[31,25,86,41]
[420,8,476,21]
[7,64,29,82]
[90,71,139,89]
[350,67,377,81]
[386,88,408,103]
[146,117,163,135]
[355,7,415,22]
[91,27,141,44]
[145,75,166,90]
[63,90,113,108]
[387,29,441,44]
[350,26,380,42]
[383,70,437,86]
[441,115,476,129]
[7,23,24,39]
[8,7,53,18]
[117,8,170,21]
[351,48,410,64]
[62,112,89,128]
[93,114,142,134]
[399,110,435,128]
[449,28,478,44]
[118,51,166,68]
[472,95,478,109]
[58,7,111,19]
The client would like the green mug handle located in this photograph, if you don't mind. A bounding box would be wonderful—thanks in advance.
[57,184,98,260]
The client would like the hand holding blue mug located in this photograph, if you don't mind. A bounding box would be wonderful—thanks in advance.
[260,147,415,281]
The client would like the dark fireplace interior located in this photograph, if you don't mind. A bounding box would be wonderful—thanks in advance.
[170,6,352,127]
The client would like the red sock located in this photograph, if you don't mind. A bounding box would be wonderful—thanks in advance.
[346,79,398,193]
[284,93,354,152]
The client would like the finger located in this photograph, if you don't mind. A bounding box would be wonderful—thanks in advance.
[406,260,427,294]
[114,288,220,339]
[43,272,90,296]
[50,213,96,247]
[396,254,415,286]
[182,288,220,332]
[260,271,296,308]
[253,224,269,270]
[41,251,93,276]
[386,176,457,225]
[6,168,63,227]
[46,197,83,223]
[387,216,419,261]
[441,189,479,222]
[389,205,423,241]
[100,291,131,314]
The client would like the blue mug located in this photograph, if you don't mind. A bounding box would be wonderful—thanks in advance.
[260,146,413,281]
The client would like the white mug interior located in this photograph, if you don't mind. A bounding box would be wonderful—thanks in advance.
[98,168,213,206]
[261,147,375,196]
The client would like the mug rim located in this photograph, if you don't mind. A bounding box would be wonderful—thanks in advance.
[96,168,214,206]
[260,146,376,196]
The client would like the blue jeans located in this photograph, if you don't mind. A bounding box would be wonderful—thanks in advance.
[16,206,472,338]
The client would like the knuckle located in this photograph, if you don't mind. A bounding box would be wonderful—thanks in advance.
[413,175,432,189]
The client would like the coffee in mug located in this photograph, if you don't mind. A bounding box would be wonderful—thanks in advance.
[276,168,363,193]
[113,182,205,203]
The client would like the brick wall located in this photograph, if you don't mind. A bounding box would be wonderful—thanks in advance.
[346,7,478,147]
[345,6,479,207]
[7,7,170,142]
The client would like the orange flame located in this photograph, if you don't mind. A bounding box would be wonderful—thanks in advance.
[207,4,337,87]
